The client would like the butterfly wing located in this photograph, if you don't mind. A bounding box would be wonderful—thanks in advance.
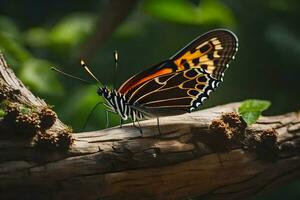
[171,29,238,80]
[118,29,238,94]
[128,68,221,117]
[118,29,238,116]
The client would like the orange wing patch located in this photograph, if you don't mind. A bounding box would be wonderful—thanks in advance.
[174,50,202,70]
[174,42,214,71]
[118,68,173,94]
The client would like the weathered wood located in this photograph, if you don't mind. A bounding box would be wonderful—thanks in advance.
[0,54,299,200]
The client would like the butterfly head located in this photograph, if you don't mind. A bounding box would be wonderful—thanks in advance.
[97,86,110,96]
[97,86,116,100]
[97,87,103,96]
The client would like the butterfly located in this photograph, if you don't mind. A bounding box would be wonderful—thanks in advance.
[78,29,238,131]
[85,29,238,121]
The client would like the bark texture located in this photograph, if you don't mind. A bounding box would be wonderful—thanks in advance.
[0,54,299,200]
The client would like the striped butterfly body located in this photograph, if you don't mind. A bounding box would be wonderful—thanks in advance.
[97,29,238,123]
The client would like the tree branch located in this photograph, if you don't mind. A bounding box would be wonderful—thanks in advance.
[79,0,139,59]
[0,53,299,200]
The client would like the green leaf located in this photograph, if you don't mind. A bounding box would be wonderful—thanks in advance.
[49,13,95,52]
[238,99,271,113]
[143,0,235,26]
[143,0,198,24]
[238,99,271,125]
[239,111,261,126]
[195,0,236,26]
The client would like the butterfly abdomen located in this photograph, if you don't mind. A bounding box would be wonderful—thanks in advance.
[98,87,145,121]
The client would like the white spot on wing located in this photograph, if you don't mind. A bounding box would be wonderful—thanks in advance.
[212,81,216,88]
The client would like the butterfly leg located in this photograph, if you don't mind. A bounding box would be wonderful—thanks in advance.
[132,119,143,135]
[132,121,138,131]
[119,118,123,128]
[157,117,162,135]
[136,118,143,135]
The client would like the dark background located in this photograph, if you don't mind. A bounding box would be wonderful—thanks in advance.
[0,0,299,198]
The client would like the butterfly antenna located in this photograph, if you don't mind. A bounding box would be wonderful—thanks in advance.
[51,67,91,84]
[80,60,103,86]
[113,50,118,88]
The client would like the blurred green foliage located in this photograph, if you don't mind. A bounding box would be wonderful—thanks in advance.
[143,0,235,26]
[0,0,299,198]
[19,58,63,96]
